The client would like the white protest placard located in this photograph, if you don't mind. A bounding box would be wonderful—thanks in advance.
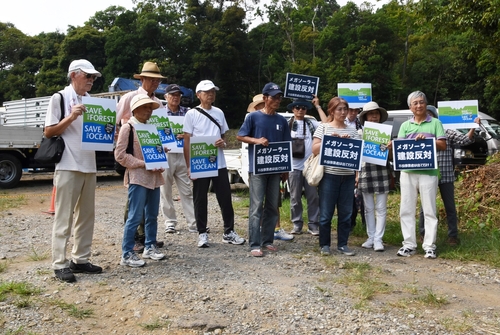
[81,97,116,151]
[337,83,372,108]
[437,100,479,130]
[133,123,169,170]
[189,136,218,178]
[361,121,392,166]
[148,108,173,146]
[166,116,185,153]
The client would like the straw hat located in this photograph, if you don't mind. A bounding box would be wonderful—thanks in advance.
[359,101,388,125]
[130,94,160,113]
[133,62,166,79]
[247,94,265,112]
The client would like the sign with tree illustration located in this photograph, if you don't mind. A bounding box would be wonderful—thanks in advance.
[437,100,479,130]
[189,136,218,178]
[133,123,169,170]
[361,121,392,166]
[81,97,116,151]
[166,116,185,153]
[337,83,372,108]
[149,108,173,145]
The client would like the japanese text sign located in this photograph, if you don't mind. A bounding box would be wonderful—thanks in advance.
[253,141,293,175]
[392,138,437,171]
[284,73,319,100]
[319,135,363,171]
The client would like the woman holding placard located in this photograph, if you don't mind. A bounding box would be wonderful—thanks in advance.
[357,102,391,252]
[312,96,359,256]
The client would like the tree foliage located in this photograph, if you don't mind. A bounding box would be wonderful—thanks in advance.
[1,0,500,123]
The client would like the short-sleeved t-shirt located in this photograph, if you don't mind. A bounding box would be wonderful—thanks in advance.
[397,115,446,176]
[237,110,292,173]
[183,105,229,169]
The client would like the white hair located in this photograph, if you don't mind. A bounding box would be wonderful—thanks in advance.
[407,91,427,107]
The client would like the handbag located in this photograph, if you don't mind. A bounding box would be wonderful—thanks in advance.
[34,93,66,164]
[289,117,306,158]
[302,153,323,186]
[302,124,326,186]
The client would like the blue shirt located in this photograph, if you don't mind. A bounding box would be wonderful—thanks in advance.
[238,111,292,173]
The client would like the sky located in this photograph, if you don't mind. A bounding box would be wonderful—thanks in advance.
[0,0,387,37]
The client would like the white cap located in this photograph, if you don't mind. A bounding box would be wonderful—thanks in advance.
[196,80,219,93]
[130,94,160,113]
[68,59,102,77]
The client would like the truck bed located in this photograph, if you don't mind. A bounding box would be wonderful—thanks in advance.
[0,126,43,148]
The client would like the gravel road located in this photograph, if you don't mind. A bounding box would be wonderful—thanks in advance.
[0,172,499,334]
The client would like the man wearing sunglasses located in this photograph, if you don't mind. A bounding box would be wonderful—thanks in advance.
[287,99,321,236]
[115,61,166,253]
[44,59,103,282]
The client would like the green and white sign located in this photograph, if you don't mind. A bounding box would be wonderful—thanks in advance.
[133,123,169,170]
[437,100,479,130]
[361,121,392,166]
[337,83,372,108]
[189,136,218,178]
[82,97,116,151]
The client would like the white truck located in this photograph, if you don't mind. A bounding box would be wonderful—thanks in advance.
[0,92,128,189]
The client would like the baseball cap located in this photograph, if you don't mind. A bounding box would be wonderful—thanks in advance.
[68,59,101,77]
[196,80,219,92]
[165,84,182,94]
[130,94,160,113]
[262,82,283,97]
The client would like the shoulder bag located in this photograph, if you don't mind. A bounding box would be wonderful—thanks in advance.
[114,123,135,173]
[34,93,66,164]
[288,117,306,158]
[302,124,325,187]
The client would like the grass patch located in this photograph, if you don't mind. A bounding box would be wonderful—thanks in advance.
[139,318,171,330]
[0,260,7,273]
[0,194,26,212]
[27,246,49,262]
[0,281,41,297]
[415,287,448,307]
[51,299,94,319]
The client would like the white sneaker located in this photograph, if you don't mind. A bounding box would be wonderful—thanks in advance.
[274,229,294,241]
[142,245,165,260]
[165,225,176,234]
[361,239,374,249]
[198,232,209,248]
[222,231,246,245]
[424,249,437,259]
[120,251,145,267]
[373,241,385,252]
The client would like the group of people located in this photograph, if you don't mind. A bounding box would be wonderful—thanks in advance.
[45,59,473,282]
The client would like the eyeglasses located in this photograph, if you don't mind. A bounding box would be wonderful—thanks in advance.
[269,95,283,101]
[294,106,307,111]
[411,100,426,107]
[82,72,98,81]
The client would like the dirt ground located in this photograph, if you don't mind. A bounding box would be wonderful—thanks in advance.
[0,172,499,334]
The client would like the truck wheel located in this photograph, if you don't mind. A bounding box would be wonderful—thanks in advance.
[0,154,23,189]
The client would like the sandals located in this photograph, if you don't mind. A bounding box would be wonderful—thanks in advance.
[250,249,263,257]
[264,245,278,252]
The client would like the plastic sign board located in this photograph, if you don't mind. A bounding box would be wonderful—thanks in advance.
[149,109,184,153]
[189,136,218,178]
[133,123,169,170]
[284,73,319,100]
[437,100,479,130]
[253,141,293,175]
[82,97,116,151]
[392,138,437,171]
[361,121,392,166]
[319,136,363,171]
[166,116,185,153]
[337,83,372,108]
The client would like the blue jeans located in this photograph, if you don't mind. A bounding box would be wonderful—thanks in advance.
[122,184,160,257]
[318,173,355,249]
[248,173,281,249]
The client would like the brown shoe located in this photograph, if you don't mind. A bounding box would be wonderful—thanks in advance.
[133,242,145,253]
[448,236,460,246]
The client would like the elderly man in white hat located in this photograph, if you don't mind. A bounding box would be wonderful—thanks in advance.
[44,59,103,282]
[115,61,166,253]
[183,80,246,248]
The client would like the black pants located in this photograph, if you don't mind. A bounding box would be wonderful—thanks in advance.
[193,168,234,235]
